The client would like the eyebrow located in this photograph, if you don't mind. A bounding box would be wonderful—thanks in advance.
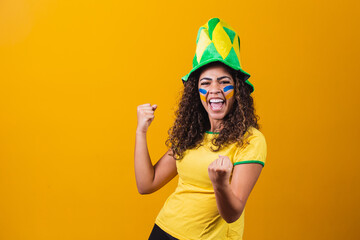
[199,76,232,81]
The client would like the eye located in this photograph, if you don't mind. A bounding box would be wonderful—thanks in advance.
[220,81,231,84]
[200,82,210,86]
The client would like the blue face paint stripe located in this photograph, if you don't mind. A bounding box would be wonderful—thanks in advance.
[199,88,207,95]
[223,85,234,92]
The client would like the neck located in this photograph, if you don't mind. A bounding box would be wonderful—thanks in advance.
[209,119,223,132]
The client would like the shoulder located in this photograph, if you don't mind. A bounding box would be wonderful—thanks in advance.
[245,127,266,145]
[233,127,267,166]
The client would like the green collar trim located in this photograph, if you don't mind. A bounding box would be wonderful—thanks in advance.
[206,131,220,134]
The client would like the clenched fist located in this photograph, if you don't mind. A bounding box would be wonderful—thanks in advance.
[137,103,157,134]
[208,155,233,187]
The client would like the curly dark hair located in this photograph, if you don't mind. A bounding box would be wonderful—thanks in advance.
[166,62,259,160]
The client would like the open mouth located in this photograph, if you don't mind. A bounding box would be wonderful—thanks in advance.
[209,98,225,111]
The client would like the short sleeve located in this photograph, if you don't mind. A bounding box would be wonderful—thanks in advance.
[233,128,267,167]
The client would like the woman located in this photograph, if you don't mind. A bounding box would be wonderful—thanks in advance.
[135,18,267,240]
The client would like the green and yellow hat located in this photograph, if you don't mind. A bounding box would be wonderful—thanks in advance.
[182,18,254,92]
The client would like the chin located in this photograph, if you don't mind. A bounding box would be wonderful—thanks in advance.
[208,112,227,120]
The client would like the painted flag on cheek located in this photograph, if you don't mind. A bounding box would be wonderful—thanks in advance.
[223,85,234,99]
[199,88,207,102]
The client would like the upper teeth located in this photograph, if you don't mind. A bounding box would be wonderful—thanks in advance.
[210,99,224,103]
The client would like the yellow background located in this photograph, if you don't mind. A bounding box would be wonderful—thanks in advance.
[1,0,359,239]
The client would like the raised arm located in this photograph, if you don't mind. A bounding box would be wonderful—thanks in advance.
[208,156,263,223]
[134,104,177,195]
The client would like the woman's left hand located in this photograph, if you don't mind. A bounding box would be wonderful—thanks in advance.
[208,155,233,188]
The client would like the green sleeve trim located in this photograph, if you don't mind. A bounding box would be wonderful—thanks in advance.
[234,160,265,167]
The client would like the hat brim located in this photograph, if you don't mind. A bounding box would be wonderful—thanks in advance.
[181,59,254,93]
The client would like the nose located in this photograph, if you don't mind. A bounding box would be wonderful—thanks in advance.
[208,82,222,95]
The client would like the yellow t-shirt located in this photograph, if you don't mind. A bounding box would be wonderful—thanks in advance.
[155,127,267,240]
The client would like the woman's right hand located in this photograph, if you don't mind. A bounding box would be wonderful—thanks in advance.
[136,103,157,134]
[135,104,177,194]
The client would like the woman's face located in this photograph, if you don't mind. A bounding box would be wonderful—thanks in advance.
[198,63,235,121]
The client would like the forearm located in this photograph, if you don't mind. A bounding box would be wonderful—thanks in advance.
[134,131,155,194]
[213,183,245,223]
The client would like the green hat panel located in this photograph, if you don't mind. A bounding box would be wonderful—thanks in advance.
[182,18,253,93]
[207,18,220,40]
[224,47,240,70]
[223,27,236,44]
[201,43,223,64]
